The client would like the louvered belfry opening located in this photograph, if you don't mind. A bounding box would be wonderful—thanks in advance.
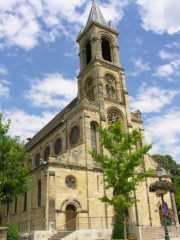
[101,38,111,62]
[86,41,92,65]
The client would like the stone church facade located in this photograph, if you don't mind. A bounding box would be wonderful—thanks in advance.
[0,1,178,239]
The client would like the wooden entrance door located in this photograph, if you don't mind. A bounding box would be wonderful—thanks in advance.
[66,204,76,231]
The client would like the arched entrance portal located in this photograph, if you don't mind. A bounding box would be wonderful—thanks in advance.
[66,204,77,231]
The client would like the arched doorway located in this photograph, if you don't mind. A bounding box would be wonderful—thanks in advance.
[66,204,77,231]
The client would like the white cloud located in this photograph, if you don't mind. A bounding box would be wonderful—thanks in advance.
[0,65,8,75]
[24,73,77,108]
[0,80,11,98]
[130,85,178,113]
[158,50,177,60]
[144,109,180,163]
[165,42,180,49]
[128,57,150,77]
[2,108,55,141]
[136,0,180,34]
[155,59,180,78]
[0,0,131,50]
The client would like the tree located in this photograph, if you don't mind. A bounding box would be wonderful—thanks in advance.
[152,154,180,176]
[0,113,30,222]
[173,176,180,221]
[152,154,180,221]
[90,121,153,240]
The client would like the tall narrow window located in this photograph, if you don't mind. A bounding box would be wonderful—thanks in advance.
[14,197,17,213]
[86,78,95,101]
[105,74,116,99]
[38,179,41,207]
[86,41,92,65]
[70,126,79,146]
[54,138,62,154]
[24,193,27,211]
[44,146,50,161]
[101,38,111,62]
[35,153,40,167]
[91,123,97,151]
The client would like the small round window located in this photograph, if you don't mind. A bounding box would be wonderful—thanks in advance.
[107,110,120,124]
[70,126,79,145]
[65,176,76,189]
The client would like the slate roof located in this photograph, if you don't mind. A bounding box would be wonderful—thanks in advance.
[86,0,109,27]
[25,98,78,151]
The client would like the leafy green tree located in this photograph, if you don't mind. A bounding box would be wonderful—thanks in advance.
[173,176,180,221]
[152,154,180,222]
[90,122,153,240]
[112,209,129,239]
[152,154,180,176]
[0,113,30,222]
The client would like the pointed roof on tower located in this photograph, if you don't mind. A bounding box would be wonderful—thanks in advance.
[77,0,118,41]
[86,0,108,27]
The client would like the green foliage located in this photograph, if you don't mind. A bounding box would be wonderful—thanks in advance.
[173,176,180,221]
[152,154,180,176]
[149,180,175,193]
[112,210,129,239]
[0,113,30,203]
[90,121,153,211]
[152,154,180,221]
[7,224,20,240]
[90,121,153,239]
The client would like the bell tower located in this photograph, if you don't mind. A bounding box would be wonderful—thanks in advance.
[76,0,132,128]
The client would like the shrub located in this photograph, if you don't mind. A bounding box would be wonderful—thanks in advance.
[112,210,129,239]
[7,224,19,240]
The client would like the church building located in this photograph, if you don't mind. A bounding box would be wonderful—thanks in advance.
[1,1,179,240]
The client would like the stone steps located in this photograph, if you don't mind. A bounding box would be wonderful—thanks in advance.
[141,225,180,240]
[48,231,73,240]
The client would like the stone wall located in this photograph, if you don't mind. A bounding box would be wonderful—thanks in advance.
[0,227,7,240]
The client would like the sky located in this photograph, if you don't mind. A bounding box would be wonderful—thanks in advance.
[0,0,180,163]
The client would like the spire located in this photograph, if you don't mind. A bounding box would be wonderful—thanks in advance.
[85,0,108,27]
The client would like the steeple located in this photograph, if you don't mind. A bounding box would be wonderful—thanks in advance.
[86,0,108,27]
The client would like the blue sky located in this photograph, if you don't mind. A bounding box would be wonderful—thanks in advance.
[0,0,180,163]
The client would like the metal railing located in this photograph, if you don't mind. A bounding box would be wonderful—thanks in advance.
[57,217,113,232]
[18,216,113,233]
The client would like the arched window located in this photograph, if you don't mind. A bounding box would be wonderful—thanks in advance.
[90,123,97,151]
[14,197,17,213]
[70,126,79,146]
[86,41,92,65]
[86,78,95,101]
[44,146,50,161]
[105,74,116,99]
[35,153,40,167]
[101,38,111,62]
[38,179,41,207]
[54,138,62,154]
[28,158,32,170]
[24,193,27,211]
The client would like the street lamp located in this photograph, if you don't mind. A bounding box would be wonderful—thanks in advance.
[156,165,170,240]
